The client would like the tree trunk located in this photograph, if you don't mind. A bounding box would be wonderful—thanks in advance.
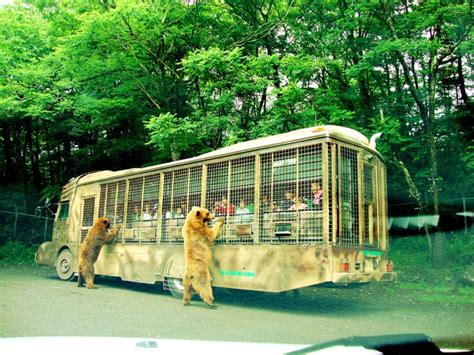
[25,118,42,190]
[1,122,14,183]
[431,232,446,269]
[457,56,470,106]
[381,0,440,215]
[394,155,433,253]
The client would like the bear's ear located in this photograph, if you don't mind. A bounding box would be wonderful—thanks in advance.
[195,210,201,217]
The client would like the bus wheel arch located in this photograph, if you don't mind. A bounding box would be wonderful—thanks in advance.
[56,248,75,281]
[163,253,185,299]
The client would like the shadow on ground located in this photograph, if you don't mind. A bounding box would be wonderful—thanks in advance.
[47,271,392,317]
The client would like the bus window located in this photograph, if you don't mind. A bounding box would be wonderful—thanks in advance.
[298,145,323,209]
[227,157,255,243]
[98,181,127,225]
[81,197,96,242]
[188,166,202,212]
[162,168,198,243]
[206,161,229,217]
[259,149,297,243]
[340,146,359,245]
[162,171,173,221]
[172,169,188,216]
[58,201,69,220]
[127,177,144,227]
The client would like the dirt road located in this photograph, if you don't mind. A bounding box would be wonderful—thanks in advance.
[0,264,472,349]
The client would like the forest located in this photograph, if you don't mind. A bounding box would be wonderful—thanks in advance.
[0,0,472,219]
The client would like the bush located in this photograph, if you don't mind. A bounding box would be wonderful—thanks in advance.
[390,229,474,285]
[0,241,38,265]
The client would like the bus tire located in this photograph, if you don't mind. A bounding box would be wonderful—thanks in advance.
[166,277,184,299]
[56,249,75,281]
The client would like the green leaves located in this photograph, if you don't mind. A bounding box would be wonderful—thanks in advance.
[0,0,471,211]
[146,112,198,161]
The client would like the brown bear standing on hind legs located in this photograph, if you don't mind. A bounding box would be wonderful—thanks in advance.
[77,217,121,289]
[182,207,223,307]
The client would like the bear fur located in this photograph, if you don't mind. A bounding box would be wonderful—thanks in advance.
[77,217,121,289]
[182,206,223,306]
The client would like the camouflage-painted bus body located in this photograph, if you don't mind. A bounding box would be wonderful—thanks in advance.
[36,125,396,292]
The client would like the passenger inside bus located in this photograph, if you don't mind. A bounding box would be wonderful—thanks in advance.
[174,207,185,218]
[132,205,141,221]
[235,199,253,224]
[142,205,153,221]
[289,197,308,211]
[279,191,295,211]
[179,202,187,215]
[307,181,323,210]
[236,199,250,215]
[261,195,273,213]
[214,196,235,216]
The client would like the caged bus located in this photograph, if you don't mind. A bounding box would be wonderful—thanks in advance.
[36,125,396,296]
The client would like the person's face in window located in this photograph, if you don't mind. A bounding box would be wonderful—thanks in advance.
[311,183,321,194]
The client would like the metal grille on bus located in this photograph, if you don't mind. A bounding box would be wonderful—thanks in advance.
[328,142,335,243]
[259,144,323,245]
[80,197,95,243]
[363,163,377,247]
[162,169,185,243]
[162,167,202,244]
[98,181,126,228]
[127,177,142,228]
[93,144,373,247]
[98,185,106,217]
[206,161,230,243]
[206,157,255,245]
[122,175,160,244]
[339,146,359,246]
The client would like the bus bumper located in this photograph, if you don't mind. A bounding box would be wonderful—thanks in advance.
[332,271,397,284]
[35,242,57,267]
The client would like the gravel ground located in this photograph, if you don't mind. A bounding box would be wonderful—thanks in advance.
[0,264,472,350]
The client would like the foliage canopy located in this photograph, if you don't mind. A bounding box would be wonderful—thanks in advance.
[0,0,472,214]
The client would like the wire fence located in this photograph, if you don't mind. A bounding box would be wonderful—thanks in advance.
[0,210,54,245]
[388,196,474,234]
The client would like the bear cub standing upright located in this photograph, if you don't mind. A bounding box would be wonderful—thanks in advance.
[77,217,121,289]
[182,207,223,306]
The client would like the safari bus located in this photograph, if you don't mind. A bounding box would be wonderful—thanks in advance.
[36,125,396,296]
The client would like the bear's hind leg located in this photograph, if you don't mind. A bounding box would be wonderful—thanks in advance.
[77,269,83,287]
[192,274,215,307]
[183,275,194,305]
[83,264,97,289]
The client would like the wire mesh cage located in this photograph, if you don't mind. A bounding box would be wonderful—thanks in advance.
[162,169,186,243]
[160,167,203,244]
[90,139,385,248]
[80,196,95,243]
[339,146,360,246]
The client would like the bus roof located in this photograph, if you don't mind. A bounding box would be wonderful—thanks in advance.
[74,125,377,186]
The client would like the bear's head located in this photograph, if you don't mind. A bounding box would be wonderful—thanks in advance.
[96,216,111,230]
[189,206,214,224]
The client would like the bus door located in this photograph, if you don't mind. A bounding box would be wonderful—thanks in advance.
[53,200,70,242]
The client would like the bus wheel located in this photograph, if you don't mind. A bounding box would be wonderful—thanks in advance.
[56,249,75,281]
[166,278,184,299]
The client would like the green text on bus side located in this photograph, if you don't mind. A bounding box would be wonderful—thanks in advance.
[362,250,383,257]
[219,270,256,278]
